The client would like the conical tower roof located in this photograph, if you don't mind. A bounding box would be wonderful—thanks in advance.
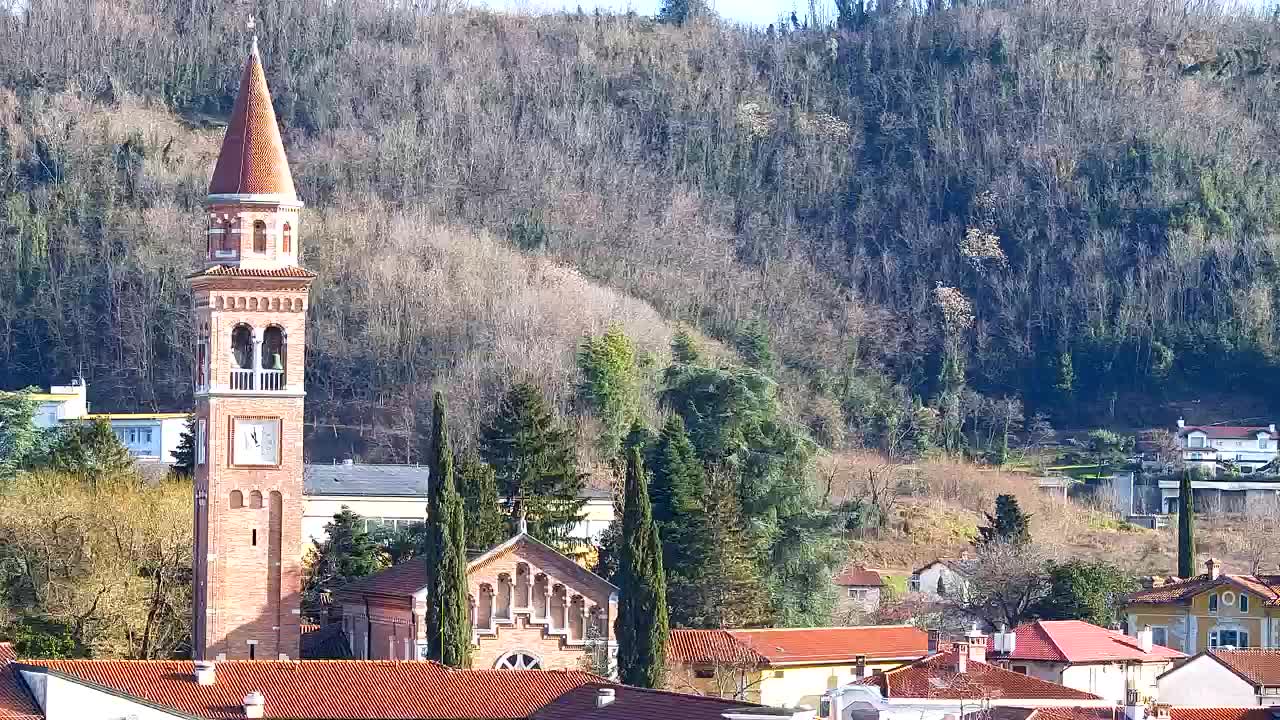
[208,42,297,200]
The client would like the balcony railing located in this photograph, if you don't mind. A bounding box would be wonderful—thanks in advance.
[230,368,254,390]
[260,369,284,391]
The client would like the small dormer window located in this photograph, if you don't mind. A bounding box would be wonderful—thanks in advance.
[253,221,267,253]
[1190,435,1206,449]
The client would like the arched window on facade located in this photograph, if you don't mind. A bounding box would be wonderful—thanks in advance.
[261,326,285,390]
[231,324,254,390]
[282,223,292,254]
[195,323,209,391]
[250,490,264,509]
[253,221,267,253]
[230,490,243,509]
[494,652,541,670]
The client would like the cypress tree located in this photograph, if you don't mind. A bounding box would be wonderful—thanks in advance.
[426,392,471,668]
[1178,470,1195,578]
[480,382,585,549]
[615,447,669,688]
[976,493,1032,546]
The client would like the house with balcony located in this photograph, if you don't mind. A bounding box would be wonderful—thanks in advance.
[1122,559,1280,654]
[1155,420,1280,513]
[20,379,188,467]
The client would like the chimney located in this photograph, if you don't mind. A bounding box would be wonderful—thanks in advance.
[927,628,940,654]
[855,654,867,678]
[1176,418,1185,429]
[1139,625,1154,654]
[595,688,616,708]
[243,691,265,719]
[955,643,969,674]
[1270,423,1277,434]
[965,623,987,664]
[993,624,1017,655]
[1206,558,1220,580]
[1153,704,1171,720]
[1124,688,1145,720]
[194,661,216,686]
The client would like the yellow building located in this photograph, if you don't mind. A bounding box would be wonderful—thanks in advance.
[667,625,928,710]
[1123,558,1280,653]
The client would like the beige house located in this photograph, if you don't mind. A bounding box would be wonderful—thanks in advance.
[833,566,885,620]
[334,527,617,670]
[1123,559,1280,653]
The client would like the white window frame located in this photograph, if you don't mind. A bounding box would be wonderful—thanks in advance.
[1210,628,1249,649]
[196,419,206,465]
[1241,593,1249,612]
[1209,593,1219,614]
[1189,435,1206,448]
[1150,626,1168,647]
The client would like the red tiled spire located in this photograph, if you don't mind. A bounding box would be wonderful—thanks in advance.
[208,40,297,199]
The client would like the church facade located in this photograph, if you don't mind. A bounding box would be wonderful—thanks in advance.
[188,33,312,661]
[334,531,618,671]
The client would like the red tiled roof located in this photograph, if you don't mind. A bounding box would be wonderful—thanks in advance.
[530,682,773,720]
[1179,426,1276,439]
[1126,573,1280,606]
[669,626,927,667]
[208,45,297,199]
[962,708,1122,720]
[668,630,768,666]
[27,659,600,720]
[0,644,40,720]
[834,565,884,587]
[857,651,1102,700]
[1171,709,1279,720]
[989,621,1183,663]
[1207,648,1280,686]
[188,265,317,279]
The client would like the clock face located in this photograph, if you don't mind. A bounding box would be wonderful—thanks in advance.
[232,418,280,466]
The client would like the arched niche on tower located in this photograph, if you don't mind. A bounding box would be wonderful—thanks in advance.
[230,490,243,509]
[249,490,264,509]
[282,222,293,255]
[252,220,267,254]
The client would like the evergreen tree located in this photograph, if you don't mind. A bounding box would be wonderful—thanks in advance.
[577,325,643,459]
[480,382,586,549]
[457,453,508,550]
[1178,471,1196,578]
[976,494,1031,546]
[658,0,706,25]
[170,415,195,477]
[648,415,716,626]
[425,392,471,667]
[734,318,774,372]
[699,470,768,628]
[614,447,669,688]
[302,507,387,620]
[47,418,133,479]
[0,387,42,480]
[670,327,702,365]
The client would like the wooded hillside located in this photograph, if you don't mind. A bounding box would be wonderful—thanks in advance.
[4,0,1280,456]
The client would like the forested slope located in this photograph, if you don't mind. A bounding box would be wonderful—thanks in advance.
[4,0,1280,456]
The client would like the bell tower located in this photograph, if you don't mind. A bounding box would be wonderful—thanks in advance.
[189,23,311,661]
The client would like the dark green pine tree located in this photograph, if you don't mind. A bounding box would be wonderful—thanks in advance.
[302,507,386,620]
[425,392,471,667]
[479,382,586,549]
[457,452,509,550]
[649,415,713,626]
[615,447,669,688]
[976,493,1031,546]
[670,327,702,365]
[734,318,774,372]
[700,470,769,628]
[1178,470,1196,578]
[170,415,196,477]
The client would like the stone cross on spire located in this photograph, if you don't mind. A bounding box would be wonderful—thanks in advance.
[247,15,258,54]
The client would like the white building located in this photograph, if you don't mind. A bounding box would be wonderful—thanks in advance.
[985,621,1183,703]
[909,560,969,602]
[1176,420,1279,478]
[22,380,188,466]
[1157,648,1280,707]
[302,461,431,545]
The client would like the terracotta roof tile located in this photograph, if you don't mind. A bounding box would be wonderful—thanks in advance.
[1171,709,1279,720]
[26,659,600,719]
[988,621,1183,663]
[188,265,317,279]
[857,650,1102,700]
[834,565,884,587]
[668,630,768,666]
[1208,648,1280,686]
[208,46,297,199]
[1126,574,1280,606]
[531,682,778,720]
[669,626,927,667]
[962,708,1123,720]
[0,644,40,720]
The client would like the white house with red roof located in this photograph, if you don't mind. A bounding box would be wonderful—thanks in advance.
[984,621,1184,703]
[1173,420,1279,479]
[823,627,1113,720]
[1157,648,1280,707]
